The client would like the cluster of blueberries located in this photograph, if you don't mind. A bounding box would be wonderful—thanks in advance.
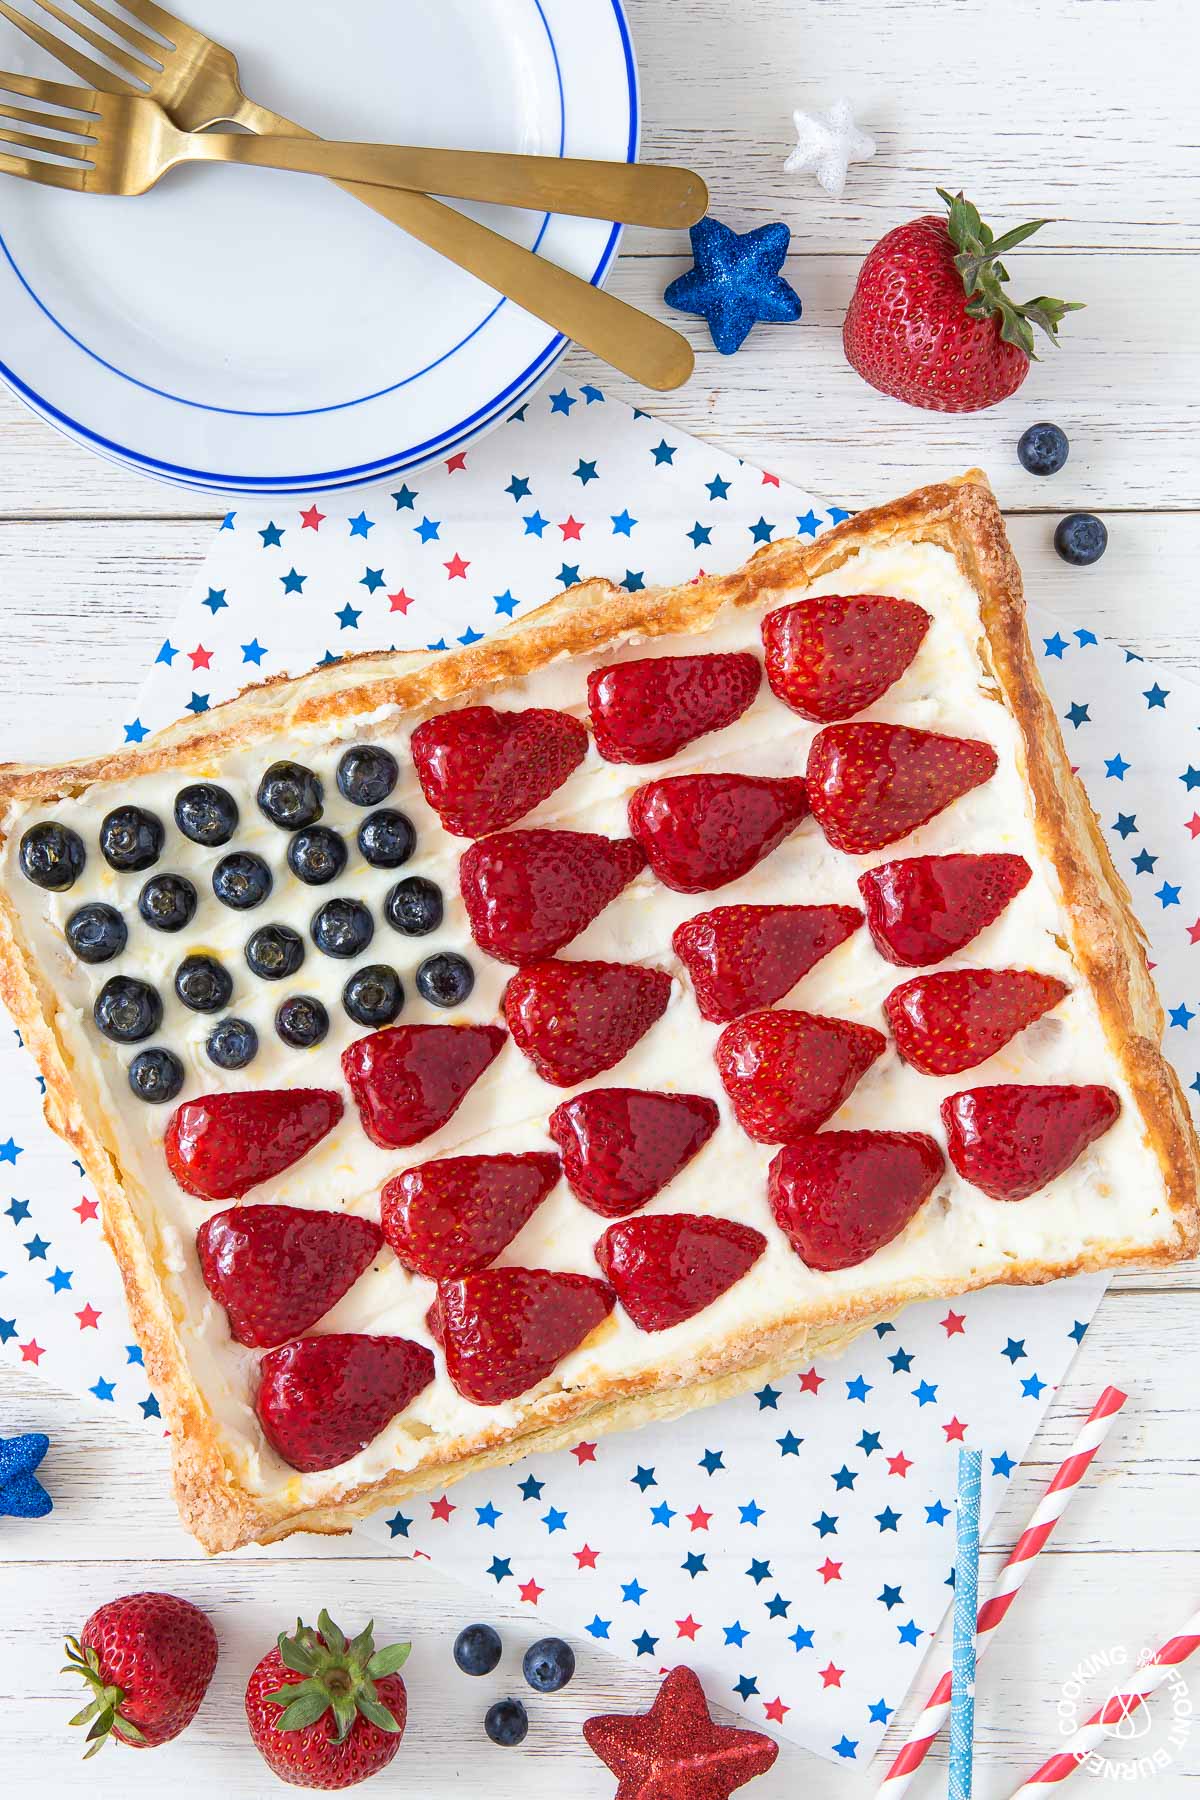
[453,1623,575,1748]
[18,743,474,1103]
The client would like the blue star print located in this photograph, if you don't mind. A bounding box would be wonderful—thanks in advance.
[523,511,548,538]
[1144,683,1169,708]
[898,1620,923,1647]
[832,1466,857,1491]
[385,1511,411,1538]
[1022,1372,1047,1398]
[926,1500,951,1526]
[586,1616,611,1639]
[0,1139,24,1167]
[876,1506,901,1533]
[834,1736,859,1760]
[664,217,802,354]
[687,522,713,547]
[746,1559,772,1584]
[202,588,228,614]
[542,1506,567,1534]
[878,1584,903,1609]
[155,640,177,665]
[574,459,599,484]
[336,603,361,630]
[415,517,441,543]
[611,509,637,536]
[733,1675,759,1700]
[557,563,581,585]
[518,1475,544,1501]
[621,1579,646,1605]
[765,1593,790,1619]
[241,640,268,665]
[1065,702,1090,728]
[348,511,374,538]
[682,1552,707,1577]
[1002,1338,1027,1362]
[631,1465,656,1491]
[1105,753,1130,779]
[796,509,822,537]
[633,1631,658,1657]
[706,474,732,500]
[858,1430,882,1455]
[549,388,576,415]
[813,1513,838,1538]
[1112,814,1138,838]
[724,1621,749,1647]
[280,568,306,594]
[755,1384,780,1409]
[650,440,676,465]
[992,1451,1016,1478]
[487,1556,512,1583]
[123,720,149,744]
[475,1502,501,1528]
[913,1380,938,1406]
[888,1347,914,1372]
[392,484,418,510]
[1169,1004,1194,1029]
[1044,633,1069,658]
[650,1501,675,1527]
[739,1500,765,1526]
[789,1625,815,1651]
[777,1431,802,1456]
[258,522,284,548]
[504,475,531,502]
[699,1449,725,1475]
[846,1375,872,1402]
[869,1699,894,1725]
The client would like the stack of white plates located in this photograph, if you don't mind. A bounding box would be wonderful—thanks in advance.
[0,0,638,494]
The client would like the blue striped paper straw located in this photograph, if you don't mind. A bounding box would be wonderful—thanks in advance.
[949,1446,983,1800]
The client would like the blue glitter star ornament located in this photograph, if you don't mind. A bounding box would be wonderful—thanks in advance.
[665,217,802,354]
[0,1431,53,1518]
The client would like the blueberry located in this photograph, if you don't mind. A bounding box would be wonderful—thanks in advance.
[94,975,162,1044]
[175,953,233,1014]
[522,1637,575,1693]
[287,825,348,887]
[358,808,417,869]
[311,898,375,959]
[275,995,330,1048]
[245,924,305,980]
[128,1048,184,1105]
[19,821,85,891]
[206,1016,258,1070]
[343,963,404,1028]
[65,903,127,964]
[484,1698,528,1747]
[100,805,163,873]
[138,873,197,934]
[1054,512,1108,566]
[337,743,399,808]
[385,876,443,937]
[213,851,272,911]
[174,782,239,847]
[454,1623,503,1677]
[417,952,474,1009]
[1018,422,1070,477]
[257,761,323,829]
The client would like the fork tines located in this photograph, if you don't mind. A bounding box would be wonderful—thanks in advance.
[0,0,163,92]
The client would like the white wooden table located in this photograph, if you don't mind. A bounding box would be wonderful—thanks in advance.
[2,0,1198,1790]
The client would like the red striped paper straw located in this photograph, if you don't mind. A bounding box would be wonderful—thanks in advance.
[876,1385,1128,1796]
[1009,1607,1200,1795]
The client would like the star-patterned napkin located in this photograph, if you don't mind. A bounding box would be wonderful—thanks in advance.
[2,389,1197,1767]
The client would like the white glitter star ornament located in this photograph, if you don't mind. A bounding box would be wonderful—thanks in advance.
[784,99,875,198]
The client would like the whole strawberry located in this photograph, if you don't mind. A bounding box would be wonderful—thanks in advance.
[245,1610,410,1790]
[843,189,1083,412]
[63,1591,217,1756]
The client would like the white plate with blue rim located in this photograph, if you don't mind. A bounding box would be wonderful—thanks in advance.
[0,0,637,495]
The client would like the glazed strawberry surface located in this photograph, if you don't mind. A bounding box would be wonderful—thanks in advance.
[0,537,1174,1504]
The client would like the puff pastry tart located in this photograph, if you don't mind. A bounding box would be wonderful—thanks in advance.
[0,474,1194,1552]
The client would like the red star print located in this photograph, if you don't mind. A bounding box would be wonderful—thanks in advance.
[74,1196,99,1223]
[763,1698,790,1723]
[574,1544,600,1569]
[761,471,781,487]
[686,1504,712,1532]
[189,645,213,670]
[444,553,470,580]
[300,505,325,530]
[20,1339,44,1364]
[943,1416,968,1442]
[572,1440,597,1464]
[888,1450,913,1477]
[445,452,468,472]
[429,1495,456,1522]
[942,1309,966,1336]
[75,1303,101,1330]
[675,1615,701,1640]
[519,1577,544,1605]
[1188,917,1200,945]
[388,589,415,614]
[798,1367,824,1393]
[1188,815,1200,839]
[558,514,584,540]
[818,1662,843,1688]
[817,1557,842,1583]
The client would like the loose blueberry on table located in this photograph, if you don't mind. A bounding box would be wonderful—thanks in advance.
[138,873,197,933]
[384,875,443,936]
[65,901,127,964]
[174,953,233,1014]
[1054,511,1108,565]
[1017,421,1070,475]
[522,1637,575,1693]
[287,824,348,886]
[245,923,305,980]
[484,1697,529,1747]
[343,962,404,1027]
[212,850,272,910]
[337,742,399,807]
[19,820,85,890]
[311,897,374,958]
[358,807,417,868]
[256,760,323,829]
[173,782,238,847]
[453,1622,502,1676]
[100,804,163,872]
[205,1016,258,1070]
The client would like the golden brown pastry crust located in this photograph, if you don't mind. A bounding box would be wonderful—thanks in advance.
[0,473,1195,1553]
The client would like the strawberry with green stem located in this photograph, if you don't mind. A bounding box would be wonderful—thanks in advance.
[63,1590,218,1757]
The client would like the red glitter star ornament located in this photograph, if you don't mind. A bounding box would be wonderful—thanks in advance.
[584,1665,778,1800]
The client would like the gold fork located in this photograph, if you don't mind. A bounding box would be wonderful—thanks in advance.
[0,70,708,225]
[0,0,695,390]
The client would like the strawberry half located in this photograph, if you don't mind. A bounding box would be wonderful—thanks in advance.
[380,1152,561,1279]
[629,773,809,893]
[504,959,672,1086]
[673,902,863,1022]
[196,1205,383,1348]
[164,1089,343,1202]
[768,1131,946,1270]
[807,722,997,854]
[460,829,645,964]
[256,1333,435,1473]
[342,1023,506,1148]
[595,1213,766,1332]
[430,1267,615,1404]
[885,969,1069,1075]
[548,1087,719,1217]
[716,1008,886,1143]
[587,651,761,763]
[859,852,1032,966]
[942,1083,1121,1200]
[762,594,930,721]
[410,704,587,837]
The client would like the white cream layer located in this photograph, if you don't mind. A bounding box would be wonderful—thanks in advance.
[1,541,1175,1504]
